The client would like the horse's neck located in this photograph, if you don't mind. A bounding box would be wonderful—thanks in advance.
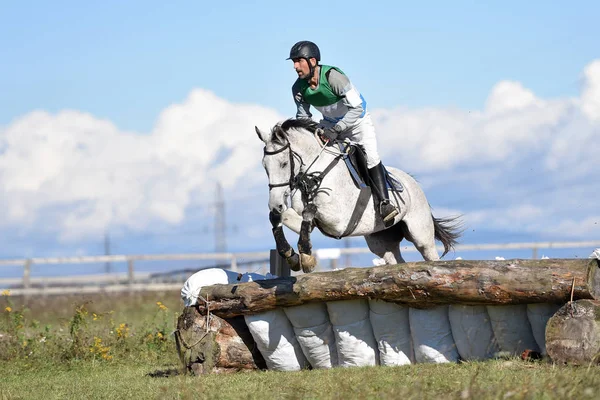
[290,136,321,167]
[298,141,345,179]
[288,132,345,178]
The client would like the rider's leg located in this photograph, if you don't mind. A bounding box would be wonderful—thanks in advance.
[368,162,399,226]
[348,114,399,227]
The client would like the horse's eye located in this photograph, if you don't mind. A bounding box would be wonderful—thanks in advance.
[280,162,288,168]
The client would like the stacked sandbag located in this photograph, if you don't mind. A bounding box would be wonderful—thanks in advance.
[486,305,540,355]
[526,303,561,355]
[283,303,338,368]
[448,305,499,360]
[409,306,460,363]
[368,299,413,365]
[244,309,309,371]
[326,299,380,367]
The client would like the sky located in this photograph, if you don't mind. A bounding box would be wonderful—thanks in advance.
[0,1,599,274]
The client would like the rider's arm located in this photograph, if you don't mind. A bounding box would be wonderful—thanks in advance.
[292,81,312,119]
[327,69,365,132]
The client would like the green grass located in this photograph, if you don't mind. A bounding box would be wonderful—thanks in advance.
[1,291,600,399]
[1,358,600,399]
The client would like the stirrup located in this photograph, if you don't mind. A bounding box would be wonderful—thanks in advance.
[380,200,399,226]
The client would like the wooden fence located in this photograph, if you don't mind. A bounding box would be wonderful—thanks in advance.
[1,240,598,296]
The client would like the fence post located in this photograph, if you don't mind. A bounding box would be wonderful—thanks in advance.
[23,259,32,298]
[269,249,290,278]
[128,259,135,289]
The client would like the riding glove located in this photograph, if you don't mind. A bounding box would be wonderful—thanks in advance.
[317,122,343,141]
[321,128,339,141]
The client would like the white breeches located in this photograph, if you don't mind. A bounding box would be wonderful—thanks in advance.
[340,113,381,168]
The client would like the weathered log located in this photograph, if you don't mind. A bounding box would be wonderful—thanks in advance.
[546,299,600,365]
[196,258,600,318]
[175,306,266,374]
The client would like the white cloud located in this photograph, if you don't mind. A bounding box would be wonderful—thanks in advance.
[372,84,580,173]
[581,60,600,121]
[0,90,281,241]
[0,61,599,246]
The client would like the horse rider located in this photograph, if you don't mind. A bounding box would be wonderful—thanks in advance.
[287,40,399,227]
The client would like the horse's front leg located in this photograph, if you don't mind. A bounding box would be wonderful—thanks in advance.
[269,211,301,271]
[297,203,318,273]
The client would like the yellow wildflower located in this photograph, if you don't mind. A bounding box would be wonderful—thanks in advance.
[90,336,112,360]
[156,301,168,311]
[116,323,130,339]
[1,289,10,296]
[4,306,11,313]
[157,332,163,339]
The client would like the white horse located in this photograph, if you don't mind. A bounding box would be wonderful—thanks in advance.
[255,118,462,272]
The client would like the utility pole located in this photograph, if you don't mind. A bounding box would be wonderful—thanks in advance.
[215,183,227,253]
[344,237,351,267]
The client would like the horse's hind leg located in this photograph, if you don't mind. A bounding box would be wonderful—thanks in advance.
[402,214,440,261]
[364,223,405,265]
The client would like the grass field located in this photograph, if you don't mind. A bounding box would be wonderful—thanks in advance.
[1,290,599,399]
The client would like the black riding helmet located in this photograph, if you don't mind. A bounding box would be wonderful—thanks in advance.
[287,41,320,80]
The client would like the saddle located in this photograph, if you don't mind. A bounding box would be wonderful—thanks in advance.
[337,141,404,193]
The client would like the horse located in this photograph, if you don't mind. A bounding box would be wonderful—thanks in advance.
[255,118,463,273]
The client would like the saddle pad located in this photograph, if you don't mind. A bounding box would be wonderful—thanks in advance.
[337,141,404,193]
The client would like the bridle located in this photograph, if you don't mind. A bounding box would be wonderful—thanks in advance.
[263,140,304,190]
[263,129,343,203]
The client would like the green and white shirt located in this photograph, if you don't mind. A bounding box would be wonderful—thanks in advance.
[292,65,367,132]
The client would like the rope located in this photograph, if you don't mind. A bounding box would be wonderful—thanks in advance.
[174,292,214,368]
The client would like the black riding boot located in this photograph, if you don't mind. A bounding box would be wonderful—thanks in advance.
[368,162,399,227]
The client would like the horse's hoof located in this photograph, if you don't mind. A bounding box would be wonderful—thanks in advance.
[300,253,317,273]
[286,254,301,271]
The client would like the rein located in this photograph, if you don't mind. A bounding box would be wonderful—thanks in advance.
[263,129,342,203]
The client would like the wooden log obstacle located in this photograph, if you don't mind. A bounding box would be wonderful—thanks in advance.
[176,258,600,374]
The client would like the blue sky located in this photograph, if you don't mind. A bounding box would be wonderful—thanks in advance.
[0,1,599,273]
[2,1,598,130]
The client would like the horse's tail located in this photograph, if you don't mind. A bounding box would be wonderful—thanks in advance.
[432,214,464,258]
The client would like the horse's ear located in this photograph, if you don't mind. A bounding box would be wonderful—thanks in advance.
[255,126,271,143]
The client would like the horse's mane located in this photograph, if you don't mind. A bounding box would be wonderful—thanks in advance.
[271,118,318,144]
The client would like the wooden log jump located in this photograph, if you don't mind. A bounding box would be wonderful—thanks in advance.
[546,299,600,365]
[196,259,600,318]
[175,307,267,374]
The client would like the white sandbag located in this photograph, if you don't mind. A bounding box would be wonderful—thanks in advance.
[486,305,540,355]
[284,303,338,369]
[181,268,273,307]
[326,299,379,367]
[526,303,561,355]
[245,309,309,371]
[181,268,242,307]
[368,299,413,366]
[448,305,499,361]
[409,306,459,363]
